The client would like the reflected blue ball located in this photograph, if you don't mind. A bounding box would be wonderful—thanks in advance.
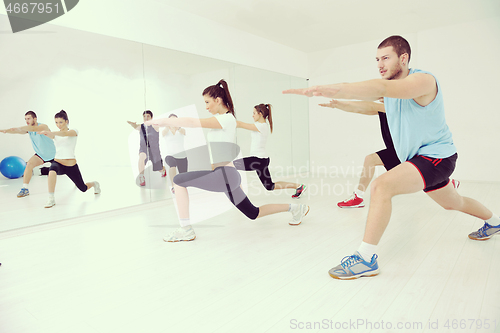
[0,156,27,179]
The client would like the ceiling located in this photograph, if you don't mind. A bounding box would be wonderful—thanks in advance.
[154,0,500,53]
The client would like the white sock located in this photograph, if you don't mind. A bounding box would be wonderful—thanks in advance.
[485,214,500,227]
[357,241,377,262]
[180,219,191,229]
[354,189,364,198]
[48,192,54,199]
[23,184,29,189]
[288,204,298,212]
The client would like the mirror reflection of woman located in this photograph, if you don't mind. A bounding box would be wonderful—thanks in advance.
[161,114,188,194]
[146,79,309,242]
[234,104,307,198]
[39,110,100,208]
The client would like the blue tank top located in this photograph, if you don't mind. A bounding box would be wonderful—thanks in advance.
[140,124,160,147]
[28,124,56,161]
[383,68,456,162]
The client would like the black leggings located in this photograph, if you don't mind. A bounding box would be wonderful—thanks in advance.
[173,166,260,220]
[233,157,275,191]
[165,155,188,173]
[49,161,88,192]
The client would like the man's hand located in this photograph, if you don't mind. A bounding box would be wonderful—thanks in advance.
[319,99,340,109]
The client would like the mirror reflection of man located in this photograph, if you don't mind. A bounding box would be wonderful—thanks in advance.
[0,111,56,197]
[127,110,165,186]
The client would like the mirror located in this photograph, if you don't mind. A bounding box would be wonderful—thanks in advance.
[0,16,309,232]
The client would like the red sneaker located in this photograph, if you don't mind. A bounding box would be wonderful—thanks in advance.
[292,184,307,199]
[451,179,460,189]
[338,193,365,208]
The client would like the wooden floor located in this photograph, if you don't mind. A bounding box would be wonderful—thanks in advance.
[0,165,172,232]
[0,175,499,333]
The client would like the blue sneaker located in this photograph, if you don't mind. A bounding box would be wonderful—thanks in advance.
[328,251,380,280]
[468,222,500,241]
[17,188,29,198]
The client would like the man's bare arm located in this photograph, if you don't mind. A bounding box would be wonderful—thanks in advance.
[318,100,385,115]
[1,124,49,134]
[283,73,436,102]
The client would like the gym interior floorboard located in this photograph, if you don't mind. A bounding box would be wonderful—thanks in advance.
[1,172,499,333]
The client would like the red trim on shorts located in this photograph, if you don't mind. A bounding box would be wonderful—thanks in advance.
[433,158,443,166]
[424,179,451,193]
[421,156,433,162]
[407,161,426,188]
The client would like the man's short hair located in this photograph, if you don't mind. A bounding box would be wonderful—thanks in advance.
[25,110,37,119]
[378,35,411,63]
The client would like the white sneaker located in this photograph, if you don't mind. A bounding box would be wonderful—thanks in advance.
[93,181,101,194]
[163,227,196,242]
[290,204,310,226]
[44,197,56,208]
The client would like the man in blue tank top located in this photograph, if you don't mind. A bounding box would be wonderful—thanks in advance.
[127,110,165,187]
[284,35,500,280]
[0,111,56,197]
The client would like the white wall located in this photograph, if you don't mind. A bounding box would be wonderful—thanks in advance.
[0,16,145,168]
[0,0,308,79]
[307,16,500,182]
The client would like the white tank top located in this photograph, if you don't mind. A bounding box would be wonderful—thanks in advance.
[249,121,269,158]
[163,129,186,158]
[206,113,238,164]
[54,129,78,159]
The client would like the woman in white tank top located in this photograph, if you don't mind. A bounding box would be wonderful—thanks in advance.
[146,80,310,242]
[39,110,100,208]
[234,104,307,199]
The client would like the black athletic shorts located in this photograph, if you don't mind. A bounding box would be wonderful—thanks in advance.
[408,153,458,192]
[376,147,400,171]
[35,153,54,163]
[376,112,401,171]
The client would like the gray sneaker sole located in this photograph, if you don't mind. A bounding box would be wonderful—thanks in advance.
[338,204,365,208]
[164,235,196,242]
[329,268,380,280]
[468,233,498,241]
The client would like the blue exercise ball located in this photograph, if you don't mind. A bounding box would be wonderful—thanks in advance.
[0,156,27,179]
